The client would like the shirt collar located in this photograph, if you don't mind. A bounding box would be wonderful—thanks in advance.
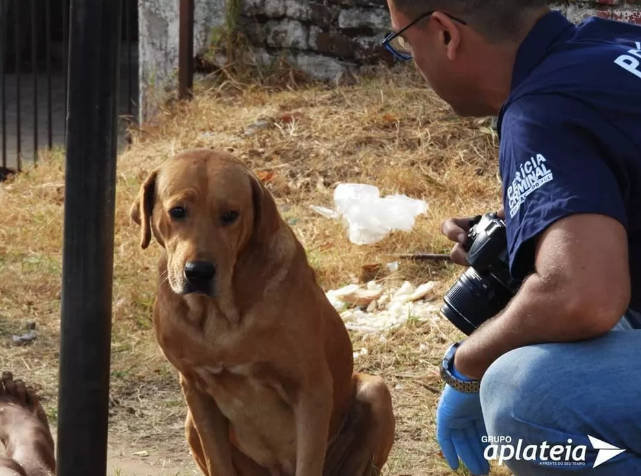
[510,10,575,91]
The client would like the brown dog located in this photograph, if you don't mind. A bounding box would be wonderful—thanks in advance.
[130,149,395,476]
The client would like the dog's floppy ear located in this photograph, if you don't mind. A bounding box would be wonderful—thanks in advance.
[249,172,280,242]
[130,170,158,249]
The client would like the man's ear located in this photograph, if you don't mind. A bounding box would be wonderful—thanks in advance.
[130,170,158,249]
[249,172,280,242]
[432,12,462,61]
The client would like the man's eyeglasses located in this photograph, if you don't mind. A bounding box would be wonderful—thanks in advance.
[381,11,467,62]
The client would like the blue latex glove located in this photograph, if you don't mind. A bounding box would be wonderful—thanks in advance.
[436,368,490,476]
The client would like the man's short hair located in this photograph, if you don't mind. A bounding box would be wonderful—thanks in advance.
[392,0,548,42]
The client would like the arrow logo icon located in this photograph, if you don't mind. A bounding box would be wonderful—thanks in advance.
[588,435,626,468]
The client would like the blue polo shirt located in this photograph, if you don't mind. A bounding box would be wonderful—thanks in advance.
[498,11,641,316]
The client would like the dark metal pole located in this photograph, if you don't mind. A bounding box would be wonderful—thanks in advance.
[31,0,37,164]
[14,0,21,171]
[62,0,68,141]
[126,0,132,119]
[1,0,6,169]
[57,1,121,476]
[124,0,134,144]
[46,0,52,149]
[178,0,194,99]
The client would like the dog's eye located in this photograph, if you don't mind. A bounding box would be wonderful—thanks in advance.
[221,210,239,225]
[169,207,186,219]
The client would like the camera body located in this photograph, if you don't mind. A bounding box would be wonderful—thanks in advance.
[440,213,522,336]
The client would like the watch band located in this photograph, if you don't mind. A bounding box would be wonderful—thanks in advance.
[440,342,481,393]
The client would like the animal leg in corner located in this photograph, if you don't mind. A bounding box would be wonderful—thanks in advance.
[180,375,239,476]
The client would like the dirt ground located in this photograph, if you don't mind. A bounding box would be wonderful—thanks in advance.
[107,433,199,476]
[55,427,199,476]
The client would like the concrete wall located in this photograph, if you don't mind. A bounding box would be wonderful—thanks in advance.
[138,0,641,121]
[138,0,227,120]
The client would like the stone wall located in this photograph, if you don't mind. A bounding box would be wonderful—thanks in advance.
[239,0,392,81]
[238,0,641,81]
[138,0,641,120]
[551,0,641,24]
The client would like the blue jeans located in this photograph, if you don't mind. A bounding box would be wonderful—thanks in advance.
[480,310,641,475]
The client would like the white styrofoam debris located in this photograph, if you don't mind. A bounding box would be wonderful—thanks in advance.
[367,280,383,291]
[393,281,415,299]
[354,310,368,321]
[326,284,360,311]
[353,347,369,359]
[330,284,361,298]
[408,281,437,302]
[341,310,355,322]
[326,292,348,312]
[327,281,442,333]
[366,300,378,313]
[338,288,383,306]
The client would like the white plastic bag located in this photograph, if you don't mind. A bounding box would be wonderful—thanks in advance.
[311,184,428,245]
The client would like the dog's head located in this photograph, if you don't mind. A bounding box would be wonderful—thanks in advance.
[130,149,280,298]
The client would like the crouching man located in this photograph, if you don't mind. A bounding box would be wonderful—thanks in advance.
[381,0,641,474]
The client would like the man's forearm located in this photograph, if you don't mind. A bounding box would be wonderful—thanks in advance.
[453,272,616,380]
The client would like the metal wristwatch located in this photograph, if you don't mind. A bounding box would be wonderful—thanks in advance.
[440,342,481,393]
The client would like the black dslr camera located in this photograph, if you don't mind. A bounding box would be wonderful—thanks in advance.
[440,213,522,336]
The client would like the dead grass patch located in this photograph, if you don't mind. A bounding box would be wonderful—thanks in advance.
[0,64,510,475]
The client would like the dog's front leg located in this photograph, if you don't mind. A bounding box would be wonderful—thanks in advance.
[180,375,238,476]
[294,376,333,476]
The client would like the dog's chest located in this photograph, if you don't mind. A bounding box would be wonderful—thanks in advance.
[158,312,240,372]
[162,327,295,415]
[187,360,293,410]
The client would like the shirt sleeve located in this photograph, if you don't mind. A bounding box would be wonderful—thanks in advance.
[500,94,628,280]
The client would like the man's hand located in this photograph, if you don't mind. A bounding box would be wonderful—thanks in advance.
[441,216,475,265]
[441,208,504,266]
[436,383,490,476]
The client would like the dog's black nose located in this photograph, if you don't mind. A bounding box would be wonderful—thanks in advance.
[184,261,216,286]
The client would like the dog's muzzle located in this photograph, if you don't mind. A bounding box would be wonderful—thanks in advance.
[182,261,216,296]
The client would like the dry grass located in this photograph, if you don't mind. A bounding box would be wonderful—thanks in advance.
[0,63,512,475]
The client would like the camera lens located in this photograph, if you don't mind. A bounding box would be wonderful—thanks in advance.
[440,267,515,335]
